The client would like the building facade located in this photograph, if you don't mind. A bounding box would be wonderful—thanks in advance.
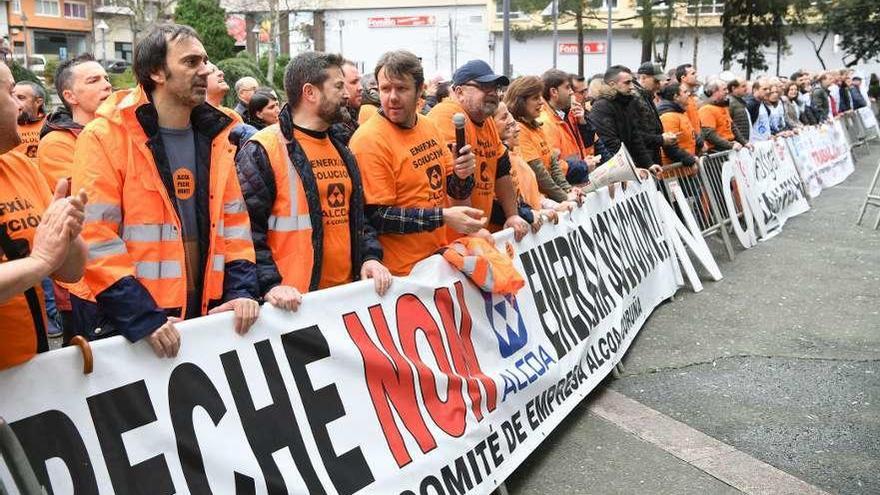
[8,0,93,63]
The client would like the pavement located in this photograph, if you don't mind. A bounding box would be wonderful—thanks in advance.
[506,144,880,495]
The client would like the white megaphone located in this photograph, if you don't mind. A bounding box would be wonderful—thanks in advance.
[582,143,644,193]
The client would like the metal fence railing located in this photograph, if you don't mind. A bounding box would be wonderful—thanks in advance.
[658,154,736,261]
[0,417,45,495]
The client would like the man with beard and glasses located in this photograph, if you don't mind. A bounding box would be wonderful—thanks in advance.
[350,50,484,276]
[428,59,530,241]
[13,81,47,159]
[236,51,392,311]
[539,68,596,185]
[36,53,112,342]
[73,23,260,357]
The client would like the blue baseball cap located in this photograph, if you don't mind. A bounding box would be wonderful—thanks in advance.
[452,60,510,87]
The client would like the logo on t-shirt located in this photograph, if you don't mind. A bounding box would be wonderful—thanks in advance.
[479,161,489,182]
[173,168,195,201]
[426,165,442,190]
[328,183,346,208]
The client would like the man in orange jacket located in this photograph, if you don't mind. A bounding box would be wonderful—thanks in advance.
[36,53,113,341]
[539,69,597,185]
[236,51,392,311]
[73,24,260,358]
[12,81,46,159]
[0,60,88,370]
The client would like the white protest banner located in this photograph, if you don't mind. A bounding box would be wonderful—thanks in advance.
[0,180,678,495]
[785,127,823,200]
[858,106,879,131]
[745,140,811,236]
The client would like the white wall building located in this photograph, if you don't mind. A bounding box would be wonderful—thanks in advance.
[320,2,492,78]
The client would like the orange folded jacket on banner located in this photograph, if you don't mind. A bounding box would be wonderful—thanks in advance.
[440,236,524,295]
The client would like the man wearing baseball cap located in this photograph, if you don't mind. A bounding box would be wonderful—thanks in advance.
[634,62,677,166]
[428,60,532,241]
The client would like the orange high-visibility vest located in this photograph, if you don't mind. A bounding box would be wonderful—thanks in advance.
[441,236,525,295]
[73,86,255,317]
[248,126,316,293]
[539,104,583,169]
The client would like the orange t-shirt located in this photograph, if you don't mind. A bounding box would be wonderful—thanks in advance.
[517,121,553,170]
[350,113,453,276]
[294,128,353,289]
[659,111,697,165]
[698,103,736,148]
[0,151,52,370]
[36,128,76,188]
[426,100,507,219]
[358,105,379,125]
[510,149,542,210]
[14,118,45,159]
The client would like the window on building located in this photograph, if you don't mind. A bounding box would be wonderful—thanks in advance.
[11,0,21,13]
[115,42,132,63]
[495,0,527,19]
[64,2,87,19]
[687,0,724,15]
[36,0,60,16]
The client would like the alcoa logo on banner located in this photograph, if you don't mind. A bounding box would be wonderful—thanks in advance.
[482,292,528,358]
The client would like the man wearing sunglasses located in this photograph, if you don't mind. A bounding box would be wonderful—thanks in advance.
[427,60,531,241]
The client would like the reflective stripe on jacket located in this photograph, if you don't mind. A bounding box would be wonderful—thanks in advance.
[236,106,382,295]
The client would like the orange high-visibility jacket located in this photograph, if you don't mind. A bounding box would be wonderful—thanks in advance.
[539,104,584,170]
[73,86,257,341]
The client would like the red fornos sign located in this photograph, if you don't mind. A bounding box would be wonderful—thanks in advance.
[558,42,607,55]
[368,16,436,28]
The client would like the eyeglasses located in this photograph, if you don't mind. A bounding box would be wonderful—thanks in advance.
[461,82,502,94]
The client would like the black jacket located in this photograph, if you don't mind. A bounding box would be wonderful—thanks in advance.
[632,84,664,164]
[656,100,698,166]
[838,84,853,113]
[236,106,383,296]
[40,107,83,139]
[589,88,654,168]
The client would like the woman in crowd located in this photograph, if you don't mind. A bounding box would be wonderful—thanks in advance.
[246,90,280,130]
[503,76,579,207]
[782,82,803,130]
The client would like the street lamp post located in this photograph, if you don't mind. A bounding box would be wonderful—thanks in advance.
[96,20,109,62]
[21,13,29,70]
[251,25,261,58]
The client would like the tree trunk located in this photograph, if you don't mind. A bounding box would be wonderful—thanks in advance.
[576,6,584,76]
[746,6,753,79]
[640,0,654,63]
[693,0,701,69]
[267,0,279,85]
[661,0,674,66]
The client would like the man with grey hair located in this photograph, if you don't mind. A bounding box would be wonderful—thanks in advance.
[13,80,46,158]
[236,51,391,311]
[699,79,745,151]
[233,75,259,119]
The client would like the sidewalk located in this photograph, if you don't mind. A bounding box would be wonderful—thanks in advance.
[506,145,880,494]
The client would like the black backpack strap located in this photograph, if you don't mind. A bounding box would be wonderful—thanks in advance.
[0,224,48,353]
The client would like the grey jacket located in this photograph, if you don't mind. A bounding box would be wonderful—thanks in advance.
[728,95,751,142]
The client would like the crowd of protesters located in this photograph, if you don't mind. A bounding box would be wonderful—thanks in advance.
[0,22,875,370]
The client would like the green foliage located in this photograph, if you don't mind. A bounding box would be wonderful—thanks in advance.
[174,0,236,61]
[43,59,60,87]
[109,68,137,90]
[10,62,43,87]
[216,57,271,107]
[721,0,790,78]
[258,53,290,90]
[823,0,880,67]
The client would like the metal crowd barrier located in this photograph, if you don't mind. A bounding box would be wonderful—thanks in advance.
[0,417,45,495]
[658,153,736,261]
[856,159,880,229]
[840,112,868,152]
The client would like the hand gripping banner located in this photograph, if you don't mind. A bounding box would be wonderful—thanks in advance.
[0,180,678,495]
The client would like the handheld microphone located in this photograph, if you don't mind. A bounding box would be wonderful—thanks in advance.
[453,113,467,157]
